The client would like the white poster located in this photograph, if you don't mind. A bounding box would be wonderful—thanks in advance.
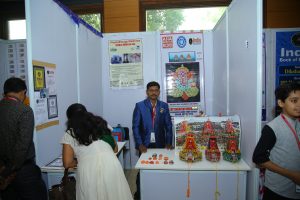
[160,32,205,117]
[109,39,143,88]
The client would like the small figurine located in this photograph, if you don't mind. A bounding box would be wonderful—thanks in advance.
[179,133,202,162]
[222,137,241,163]
[205,136,221,162]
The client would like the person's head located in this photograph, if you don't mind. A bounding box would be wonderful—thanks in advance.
[146,81,160,102]
[3,77,27,102]
[67,111,111,146]
[66,103,87,119]
[275,82,300,118]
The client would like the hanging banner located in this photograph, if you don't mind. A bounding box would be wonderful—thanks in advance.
[32,60,59,131]
[160,31,204,117]
[109,39,143,88]
[276,31,300,87]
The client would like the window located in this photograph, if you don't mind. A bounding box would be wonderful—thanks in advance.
[146,7,227,31]
[8,20,26,40]
[79,14,101,32]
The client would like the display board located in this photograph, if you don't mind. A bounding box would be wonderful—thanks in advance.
[275,30,300,87]
[108,39,143,88]
[174,115,241,153]
[264,28,300,122]
[160,32,205,117]
[32,60,59,130]
[0,40,28,97]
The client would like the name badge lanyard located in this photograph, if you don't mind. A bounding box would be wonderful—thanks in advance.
[151,103,156,130]
[281,114,300,151]
[3,96,18,102]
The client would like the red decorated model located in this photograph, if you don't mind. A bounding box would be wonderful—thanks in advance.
[179,133,202,162]
[222,119,241,162]
[205,136,221,162]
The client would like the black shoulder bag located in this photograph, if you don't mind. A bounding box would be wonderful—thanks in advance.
[48,168,76,200]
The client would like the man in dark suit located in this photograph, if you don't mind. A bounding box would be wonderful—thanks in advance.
[132,81,173,200]
[132,81,173,152]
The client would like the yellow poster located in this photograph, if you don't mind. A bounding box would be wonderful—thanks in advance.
[33,66,45,91]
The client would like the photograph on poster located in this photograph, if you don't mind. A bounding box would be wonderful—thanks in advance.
[111,55,123,64]
[40,88,49,98]
[33,66,45,91]
[166,62,200,103]
[174,116,241,153]
[169,51,196,62]
[111,53,142,64]
[47,95,58,119]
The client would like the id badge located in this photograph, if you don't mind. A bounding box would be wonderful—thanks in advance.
[296,185,300,193]
[150,132,156,143]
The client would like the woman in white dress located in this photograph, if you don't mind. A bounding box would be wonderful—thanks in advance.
[61,104,133,200]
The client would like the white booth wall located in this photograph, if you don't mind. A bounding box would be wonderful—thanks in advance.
[24,0,263,199]
[213,0,263,200]
[25,0,102,166]
[101,31,213,167]
[0,40,6,96]
[77,25,102,115]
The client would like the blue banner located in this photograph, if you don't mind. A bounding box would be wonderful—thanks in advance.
[276,31,300,87]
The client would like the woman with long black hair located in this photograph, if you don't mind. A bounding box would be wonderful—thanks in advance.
[61,103,133,200]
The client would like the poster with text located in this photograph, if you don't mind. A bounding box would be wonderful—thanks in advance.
[109,39,143,88]
[160,32,204,117]
[276,31,300,87]
[33,61,59,130]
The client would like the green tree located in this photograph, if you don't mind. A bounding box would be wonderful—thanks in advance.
[146,9,184,31]
[80,14,101,32]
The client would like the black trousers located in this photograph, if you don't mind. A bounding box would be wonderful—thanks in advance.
[0,161,47,200]
[263,187,300,200]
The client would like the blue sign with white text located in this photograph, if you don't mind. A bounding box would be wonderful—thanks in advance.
[276,31,300,87]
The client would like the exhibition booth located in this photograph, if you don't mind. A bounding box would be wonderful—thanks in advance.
[0,0,267,199]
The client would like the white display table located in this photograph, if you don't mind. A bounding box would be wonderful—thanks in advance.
[135,148,251,200]
[41,141,126,188]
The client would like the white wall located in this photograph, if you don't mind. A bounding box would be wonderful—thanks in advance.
[26,0,103,166]
[228,0,263,197]
[26,0,78,166]
[101,32,159,168]
[101,31,215,168]
[0,40,6,96]
[212,14,228,115]
[77,25,102,116]
[203,31,214,115]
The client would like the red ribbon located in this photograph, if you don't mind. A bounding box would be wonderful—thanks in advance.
[281,114,300,151]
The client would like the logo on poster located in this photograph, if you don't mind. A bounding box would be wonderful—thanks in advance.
[177,36,186,48]
[292,32,300,47]
[162,36,173,48]
[189,37,202,45]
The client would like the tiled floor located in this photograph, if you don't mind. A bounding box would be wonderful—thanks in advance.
[124,169,139,195]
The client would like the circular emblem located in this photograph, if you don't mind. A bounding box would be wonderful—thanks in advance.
[177,36,186,48]
[291,32,300,47]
